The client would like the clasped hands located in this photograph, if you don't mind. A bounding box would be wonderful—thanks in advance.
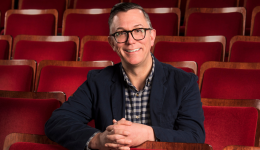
[89,118,155,150]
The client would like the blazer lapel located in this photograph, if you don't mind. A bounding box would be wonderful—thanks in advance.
[149,58,167,126]
[111,64,125,121]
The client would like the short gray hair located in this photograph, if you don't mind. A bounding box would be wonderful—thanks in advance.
[108,2,153,33]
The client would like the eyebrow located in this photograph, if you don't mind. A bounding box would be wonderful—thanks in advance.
[115,24,144,31]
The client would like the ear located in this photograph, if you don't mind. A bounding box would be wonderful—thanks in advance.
[108,36,116,51]
[150,29,156,47]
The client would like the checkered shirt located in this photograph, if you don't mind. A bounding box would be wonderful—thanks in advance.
[122,55,155,125]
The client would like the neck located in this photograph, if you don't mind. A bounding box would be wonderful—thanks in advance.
[122,55,153,91]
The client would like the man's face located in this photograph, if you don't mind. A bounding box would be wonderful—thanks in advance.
[108,9,156,66]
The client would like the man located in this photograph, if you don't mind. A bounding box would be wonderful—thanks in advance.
[45,2,205,150]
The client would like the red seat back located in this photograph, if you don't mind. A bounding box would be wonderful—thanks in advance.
[80,36,120,64]
[5,9,58,40]
[0,0,13,28]
[35,60,113,101]
[0,96,61,149]
[18,0,68,28]
[251,6,260,36]
[244,0,260,34]
[203,106,258,150]
[74,0,120,9]
[13,35,79,63]
[144,8,180,36]
[0,60,36,92]
[200,62,260,99]
[185,8,246,55]
[130,0,180,8]
[229,36,260,62]
[0,35,12,60]
[153,36,225,79]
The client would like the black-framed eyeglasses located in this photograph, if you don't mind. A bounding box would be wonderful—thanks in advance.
[110,28,153,43]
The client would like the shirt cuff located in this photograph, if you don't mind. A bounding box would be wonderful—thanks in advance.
[85,131,100,150]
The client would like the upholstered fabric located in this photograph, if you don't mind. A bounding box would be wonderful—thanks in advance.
[154,41,223,79]
[177,67,194,73]
[37,66,105,101]
[75,0,119,8]
[131,0,179,8]
[245,0,260,33]
[0,97,61,149]
[63,13,110,39]
[230,41,260,62]
[20,0,66,27]
[186,12,243,54]
[82,41,120,64]
[203,106,258,150]
[148,13,179,36]
[0,0,12,28]
[0,65,33,91]
[5,14,56,39]
[252,12,260,36]
[9,142,68,150]
[14,41,77,63]
[0,40,10,59]
[188,0,237,8]
[201,68,260,99]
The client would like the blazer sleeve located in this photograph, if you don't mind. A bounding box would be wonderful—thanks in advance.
[151,74,205,143]
[45,70,100,150]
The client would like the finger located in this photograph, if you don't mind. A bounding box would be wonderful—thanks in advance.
[109,129,130,136]
[116,119,132,126]
[106,134,127,142]
[113,119,117,124]
[105,143,126,149]
[106,124,115,131]
[116,139,132,145]
[118,146,131,150]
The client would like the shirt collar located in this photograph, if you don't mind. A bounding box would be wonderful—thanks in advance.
[121,54,155,90]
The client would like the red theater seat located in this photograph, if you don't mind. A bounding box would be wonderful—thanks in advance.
[201,98,260,150]
[243,0,260,35]
[73,0,121,9]
[35,60,113,101]
[0,91,65,150]
[228,35,260,62]
[185,8,246,57]
[153,36,225,80]
[0,35,12,60]
[0,60,36,92]
[143,8,180,36]
[13,35,79,63]
[0,0,14,29]
[199,62,260,99]
[4,9,58,41]
[62,9,111,56]
[180,0,239,35]
[251,6,260,36]
[163,61,198,75]
[129,0,180,8]
[18,0,68,31]
[80,35,120,64]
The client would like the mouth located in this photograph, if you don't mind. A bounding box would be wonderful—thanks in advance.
[124,48,140,53]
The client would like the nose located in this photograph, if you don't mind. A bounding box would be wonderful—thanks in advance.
[126,32,136,45]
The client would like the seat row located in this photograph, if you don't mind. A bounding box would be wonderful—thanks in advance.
[1,35,260,77]
[0,90,259,150]
[1,59,260,100]
[2,6,260,57]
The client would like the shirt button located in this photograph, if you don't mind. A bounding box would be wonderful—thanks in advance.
[136,115,139,119]
[136,93,139,96]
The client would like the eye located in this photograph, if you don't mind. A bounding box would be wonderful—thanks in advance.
[134,28,144,33]
[115,31,126,37]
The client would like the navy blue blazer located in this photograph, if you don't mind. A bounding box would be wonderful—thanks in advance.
[45,58,205,150]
